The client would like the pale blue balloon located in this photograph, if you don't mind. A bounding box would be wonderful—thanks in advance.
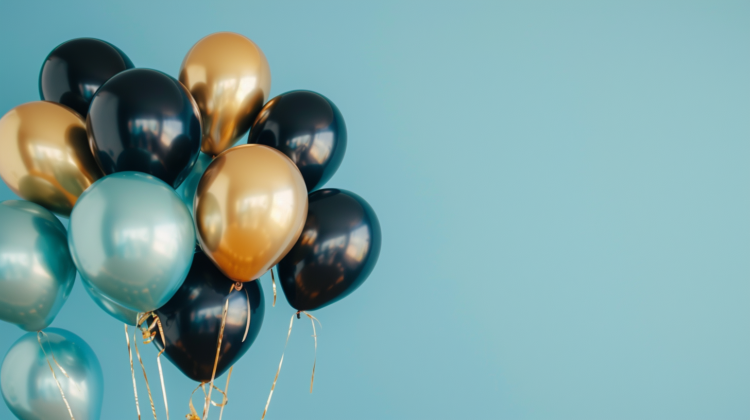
[82,279,139,326]
[175,151,212,215]
[0,201,76,331]
[1,328,103,420]
[175,139,245,215]
[68,172,195,313]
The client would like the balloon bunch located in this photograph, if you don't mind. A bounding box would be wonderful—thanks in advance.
[0,33,381,420]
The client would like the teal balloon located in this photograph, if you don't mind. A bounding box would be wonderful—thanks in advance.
[82,280,139,325]
[0,200,75,331]
[175,152,211,215]
[1,328,103,420]
[68,172,195,313]
[176,139,244,215]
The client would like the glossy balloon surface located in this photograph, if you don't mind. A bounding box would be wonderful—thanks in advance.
[0,101,103,216]
[195,145,308,282]
[248,90,346,192]
[278,189,381,311]
[152,251,264,382]
[1,328,103,420]
[82,281,138,326]
[180,32,271,156]
[0,201,75,331]
[68,172,195,313]
[87,68,202,188]
[39,38,134,116]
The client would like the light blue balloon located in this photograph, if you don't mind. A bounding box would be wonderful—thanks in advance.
[1,328,103,420]
[82,279,139,326]
[175,139,245,215]
[175,152,212,215]
[68,172,195,313]
[0,201,76,331]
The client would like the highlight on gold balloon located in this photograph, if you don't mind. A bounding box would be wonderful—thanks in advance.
[0,33,381,420]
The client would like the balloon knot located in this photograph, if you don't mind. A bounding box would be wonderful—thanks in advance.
[296,311,301,319]
[234,281,243,291]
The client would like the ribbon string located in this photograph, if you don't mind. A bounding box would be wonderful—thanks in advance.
[125,324,142,420]
[133,328,158,420]
[260,311,321,420]
[37,332,76,420]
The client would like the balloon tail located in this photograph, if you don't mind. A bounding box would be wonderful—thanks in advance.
[202,282,238,420]
[37,331,76,420]
[270,268,277,307]
[125,324,142,420]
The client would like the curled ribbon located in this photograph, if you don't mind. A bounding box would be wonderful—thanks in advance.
[260,311,321,420]
[37,331,76,420]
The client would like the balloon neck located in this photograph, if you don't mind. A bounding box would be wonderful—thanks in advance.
[296,311,301,319]
[234,281,243,291]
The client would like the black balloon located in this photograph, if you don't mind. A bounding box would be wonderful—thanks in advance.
[87,68,201,188]
[248,90,346,192]
[152,251,264,382]
[39,38,134,116]
[278,189,381,311]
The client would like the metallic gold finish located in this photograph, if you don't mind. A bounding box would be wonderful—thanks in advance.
[0,101,103,216]
[180,32,272,156]
[195,144,307,282]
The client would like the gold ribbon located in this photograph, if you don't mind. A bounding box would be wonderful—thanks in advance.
[37,331,76,420]
[125,324,142,420]
[190,282,245,420]
[218,366,233,420]
[187,382,228,420]
[133,326,158,420]
[260,311,322,420]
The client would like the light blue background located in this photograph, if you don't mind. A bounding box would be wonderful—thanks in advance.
[0,1,748,419]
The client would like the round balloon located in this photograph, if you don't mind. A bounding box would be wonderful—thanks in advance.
[69,172,195,313]
[152,251,264,382]
[180,32,271,156]
[248,90,347,192]
[0,201,75,331]
[39,38,134,116]
[1,328,103,420]
[0,101,104,216]
[82,280,139,326]
[278,189,381,311]
[87,68,202,189]
[195,145,308,282]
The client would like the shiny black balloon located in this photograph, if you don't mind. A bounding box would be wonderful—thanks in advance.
[278,189,381,311]
[152,252,264,382]
[247,90,346,192]
[87,68,201,188]
[39,38,134,116]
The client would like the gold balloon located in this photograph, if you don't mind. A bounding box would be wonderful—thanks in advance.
[0,102,103,216]
[195,144,308,282]
[180,32,272,156]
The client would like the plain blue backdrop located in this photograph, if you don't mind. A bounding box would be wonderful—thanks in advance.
[0,1,748,419]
